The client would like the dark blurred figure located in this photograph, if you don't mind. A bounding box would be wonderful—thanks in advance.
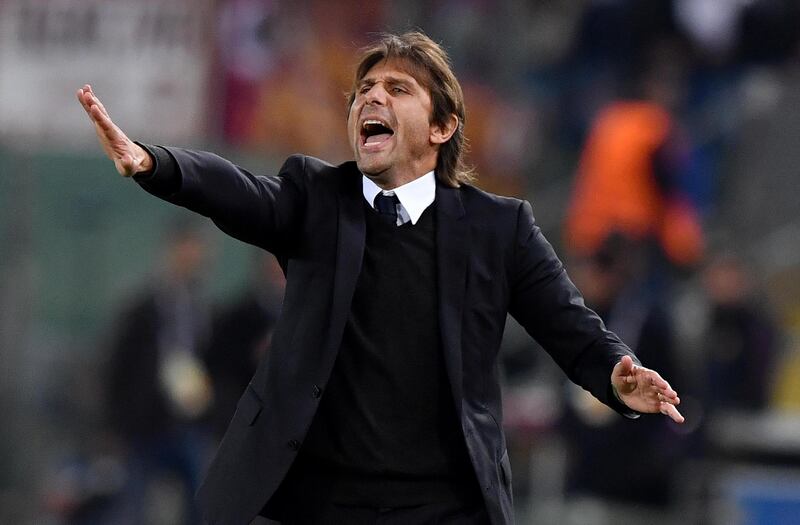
[206,252,286,440]
[105,218,214,525]
[737,0,800,65]
[565,40,704,277]
[561,236,686,524]
[701,254,777,413]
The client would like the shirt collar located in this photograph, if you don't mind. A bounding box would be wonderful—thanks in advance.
[362,171,436,225]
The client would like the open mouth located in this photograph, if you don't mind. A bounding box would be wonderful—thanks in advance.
[361,119,394,147]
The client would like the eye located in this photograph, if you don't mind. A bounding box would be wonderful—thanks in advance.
[358,85,371,95]
[392,86,408,94]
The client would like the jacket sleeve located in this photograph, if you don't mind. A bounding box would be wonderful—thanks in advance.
[133,144,307,255]
[507,200,639,417]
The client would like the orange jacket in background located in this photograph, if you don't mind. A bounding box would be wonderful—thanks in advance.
[565,101,703,267]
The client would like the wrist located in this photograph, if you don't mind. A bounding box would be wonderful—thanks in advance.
[135,143,154,173]
[611,383,623,403]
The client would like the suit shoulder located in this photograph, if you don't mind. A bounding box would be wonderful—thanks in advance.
[459,183,525,214]
[280,154,330,171]
[280,154,359,187]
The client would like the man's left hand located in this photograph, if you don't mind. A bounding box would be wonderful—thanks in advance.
[611,355,685,423]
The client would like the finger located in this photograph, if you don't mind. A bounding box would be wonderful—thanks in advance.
[657,392,681,405]
[653,379,679,400]
[85,84,97,100]
[637,369,677,395]
[77,88,96,119]
[89,92,110,118]
[634,371,682,404]
[81,88,110,119]
[660,401,685,424]
[90,104,119,134]
[90,107,126,153]
[652,376,672,391]
[659,389,679,402]
[660,394,681,406]
[77,86,108,118]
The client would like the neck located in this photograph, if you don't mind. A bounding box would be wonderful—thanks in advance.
[367,166,435,191]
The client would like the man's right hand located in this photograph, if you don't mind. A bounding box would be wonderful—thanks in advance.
[76,84,152,177]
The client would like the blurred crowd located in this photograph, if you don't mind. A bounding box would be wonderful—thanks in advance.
[3,0,800,524]
[41,222,287,524]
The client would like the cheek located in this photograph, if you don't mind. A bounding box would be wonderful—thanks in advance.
[346,105,359,135]
[409,109,434,142]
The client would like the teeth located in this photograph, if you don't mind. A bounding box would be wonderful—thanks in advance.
[363,119,387,129]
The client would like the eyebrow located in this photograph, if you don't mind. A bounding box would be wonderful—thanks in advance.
[359,75,416,90]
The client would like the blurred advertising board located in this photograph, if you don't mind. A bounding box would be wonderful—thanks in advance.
[0,0,214,149]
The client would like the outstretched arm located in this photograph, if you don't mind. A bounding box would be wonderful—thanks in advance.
[76,84,309,256]
[508,200,686,423]
[611,355,684,423]
[76,84,152,177]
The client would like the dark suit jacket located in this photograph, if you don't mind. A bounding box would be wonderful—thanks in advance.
[136,146,637,525]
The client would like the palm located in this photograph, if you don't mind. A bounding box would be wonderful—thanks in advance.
[611,355,684,423]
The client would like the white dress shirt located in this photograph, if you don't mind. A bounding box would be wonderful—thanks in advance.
[362,171,436,226]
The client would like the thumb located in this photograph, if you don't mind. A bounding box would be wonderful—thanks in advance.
[613,355,634,379]
[117,153,135,177]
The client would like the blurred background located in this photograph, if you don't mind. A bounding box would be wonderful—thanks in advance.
[1,0,800,523]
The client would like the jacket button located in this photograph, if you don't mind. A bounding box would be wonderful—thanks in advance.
[312,385,322,398]
[287,439,300,451]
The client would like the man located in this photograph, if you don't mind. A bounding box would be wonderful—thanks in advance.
[105,220,214,524]
[78,32,683,525]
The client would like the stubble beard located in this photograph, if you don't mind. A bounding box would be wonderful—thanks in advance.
[354,142,394,182]
[357,159,393,187]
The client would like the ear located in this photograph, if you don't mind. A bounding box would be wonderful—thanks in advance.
[430,114,459,145]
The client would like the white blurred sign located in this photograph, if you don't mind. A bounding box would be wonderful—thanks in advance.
[0,0,214,149]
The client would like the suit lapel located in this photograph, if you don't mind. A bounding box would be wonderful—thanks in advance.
[326,168,366,358]
[436,184,469,415]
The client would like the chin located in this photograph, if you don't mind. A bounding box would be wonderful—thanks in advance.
[356,159,388,177]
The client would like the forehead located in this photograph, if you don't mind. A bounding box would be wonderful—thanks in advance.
[360,58,430,88]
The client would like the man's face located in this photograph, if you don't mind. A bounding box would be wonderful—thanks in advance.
[347,59,440,189]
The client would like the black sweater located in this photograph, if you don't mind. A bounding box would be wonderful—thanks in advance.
[273,201,477,510]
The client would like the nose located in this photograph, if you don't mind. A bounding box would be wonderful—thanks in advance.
[364,83,387,106]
